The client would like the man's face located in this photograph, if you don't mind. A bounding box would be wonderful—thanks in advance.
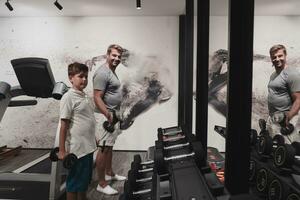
[270,49,287,71]
[107,49,122,68]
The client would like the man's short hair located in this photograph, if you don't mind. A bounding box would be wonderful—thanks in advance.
[68,62,88,76]
[269,44,287,56]
[107,44,123,55]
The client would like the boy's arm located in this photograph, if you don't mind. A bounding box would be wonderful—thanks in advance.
[93,89,112,123]
[58,119,70,160]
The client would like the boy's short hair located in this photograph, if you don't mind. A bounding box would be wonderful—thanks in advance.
[107,44,123,55]
[68,62,88,76]
[269,44,287,56]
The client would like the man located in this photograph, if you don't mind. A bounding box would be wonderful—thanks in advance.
[93,44,126,195]
[267,44,300,143]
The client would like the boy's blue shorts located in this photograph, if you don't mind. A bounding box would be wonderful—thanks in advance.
[66,152,93,192]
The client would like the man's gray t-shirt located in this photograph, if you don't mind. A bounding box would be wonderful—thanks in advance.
[268,66,300,114]
[93,63,122,111]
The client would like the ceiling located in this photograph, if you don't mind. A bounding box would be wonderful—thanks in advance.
[0,0,300,17]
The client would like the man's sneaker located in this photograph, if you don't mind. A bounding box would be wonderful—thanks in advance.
[96,184,118,195]
[105,174,126,181]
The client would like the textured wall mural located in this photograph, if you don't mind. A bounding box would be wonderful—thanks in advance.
[0,17,179,149]
[85,49,173,130]
[0,49,174,148]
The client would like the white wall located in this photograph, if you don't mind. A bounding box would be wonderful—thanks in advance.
[0,16,179,150]
[2,15,300,152]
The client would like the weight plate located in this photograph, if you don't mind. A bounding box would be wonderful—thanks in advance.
[258,135,272,155]
[63,154,77,169]
[274,145,295,168]
[287,193,300,200]
[274,145,286,167]
[49,147,59,161]
[256,168,268,192]
[268,179,282,200]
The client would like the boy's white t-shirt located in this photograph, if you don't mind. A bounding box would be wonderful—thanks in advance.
[60,88,97,158]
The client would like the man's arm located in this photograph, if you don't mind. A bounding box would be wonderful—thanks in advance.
[93,89,112,123]
[286,92,300,125]
[58,119,70,160]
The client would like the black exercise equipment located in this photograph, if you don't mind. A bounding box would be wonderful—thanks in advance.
[256,167,269,194]
[133,154,154,168]
[52,81,69,100]
[103,110,120,133]
[287,193,300,200]
[132,154,154,172]
[214,125,258,146]
[49,147,78,170]
[156,126,188,151]
[127,169,154,192]
[274,142,300,169]
[157,126,183,141]
[250,129,258,146]
[11,57,55,98]
[154,140,205,175]
[250,145,300,199]
[0,81,10,100]
[214,125,227,138]
[268,177,285,200]
[122,169,160,200]
[271,112,295,136]
[259,118,267,132]
[0,57,69,200]
[256,134,285,156]
[166,155,217,199]
[0,82,11,124]
[281,124,295,136]
[204,172,225,196]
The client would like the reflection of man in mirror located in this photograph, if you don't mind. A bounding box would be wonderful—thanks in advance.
[267,44,300,143]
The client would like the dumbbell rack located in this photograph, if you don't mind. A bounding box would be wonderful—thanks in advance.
[121,126,236,200]
[250,146,300,199]
[215,124,300,199]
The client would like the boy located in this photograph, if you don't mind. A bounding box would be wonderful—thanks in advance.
[58,62,97,200]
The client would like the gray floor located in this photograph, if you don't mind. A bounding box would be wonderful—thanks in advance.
[76,151,147,200]
[0,149,147,200]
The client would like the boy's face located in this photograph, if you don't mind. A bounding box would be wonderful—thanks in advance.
[69,71,88,91]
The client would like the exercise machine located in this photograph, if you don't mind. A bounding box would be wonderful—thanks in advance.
[0,57,68,200]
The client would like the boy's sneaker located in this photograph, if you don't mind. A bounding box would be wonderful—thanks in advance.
[105,174,126,181]
[96,185,118,195]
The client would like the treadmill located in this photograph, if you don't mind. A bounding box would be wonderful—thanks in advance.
[0,57,68,200]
